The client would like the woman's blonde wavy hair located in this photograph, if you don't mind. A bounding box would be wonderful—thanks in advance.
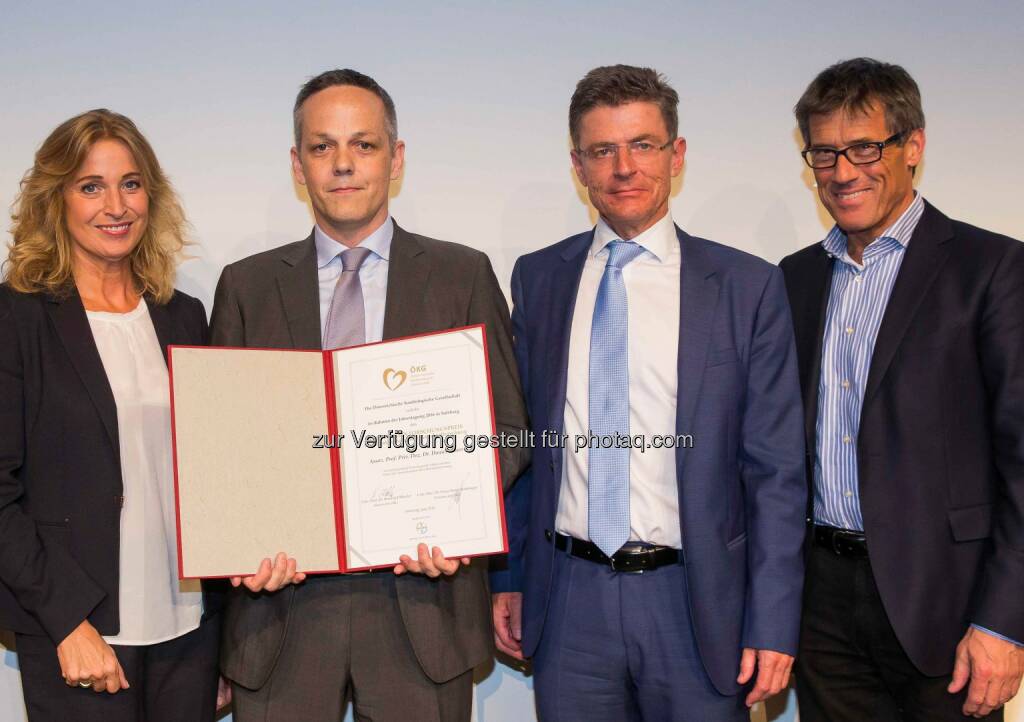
[5,109,189,304]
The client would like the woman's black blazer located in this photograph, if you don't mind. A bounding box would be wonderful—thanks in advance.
[0,283,221,644]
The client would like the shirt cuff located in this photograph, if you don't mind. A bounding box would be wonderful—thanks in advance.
[971,624,1024,647]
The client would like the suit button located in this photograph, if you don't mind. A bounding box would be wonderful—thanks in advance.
[549,460,555,471]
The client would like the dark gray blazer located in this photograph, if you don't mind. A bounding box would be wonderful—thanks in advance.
[211,222,529,688]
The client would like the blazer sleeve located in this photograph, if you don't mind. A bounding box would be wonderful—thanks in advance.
[489,258,531,594]
[969,240,1024,641]
[466,252,530,490]
[210,264,244,347]
[738,267,807,655]
[0,292,105,644]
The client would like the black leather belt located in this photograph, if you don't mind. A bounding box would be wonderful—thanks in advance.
[813,524,868,558]
[549,531,681,572]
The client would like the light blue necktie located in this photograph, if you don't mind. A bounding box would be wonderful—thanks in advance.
[588,239,646,557]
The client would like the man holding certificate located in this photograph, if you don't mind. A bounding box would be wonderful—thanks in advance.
[209,68,529,722]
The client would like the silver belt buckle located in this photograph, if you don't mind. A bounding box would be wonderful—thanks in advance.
[609,550,647,574]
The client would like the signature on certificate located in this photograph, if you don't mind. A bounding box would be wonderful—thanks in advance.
[444,474,475,516]
[368,485,397,503]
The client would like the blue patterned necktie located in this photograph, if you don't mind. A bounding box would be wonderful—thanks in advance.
[588,239,646,557]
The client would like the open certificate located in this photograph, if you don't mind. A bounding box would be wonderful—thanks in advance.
[169,325,507,578]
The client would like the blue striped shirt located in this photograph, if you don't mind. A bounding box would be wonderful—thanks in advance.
[813,193,925,531]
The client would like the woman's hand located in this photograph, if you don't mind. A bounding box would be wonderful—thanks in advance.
[56,620,129,693]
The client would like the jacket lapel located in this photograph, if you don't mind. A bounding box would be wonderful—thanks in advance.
[796,247,834,448]
[276,233,322,350]
[862,202,955,405]
[146,296,177,364]
[674,228,719,451]
[45,290,119,453]
[382,222,430,340]
[546,232,592,471]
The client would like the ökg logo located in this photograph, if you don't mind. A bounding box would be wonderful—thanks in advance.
[383,368,407,391]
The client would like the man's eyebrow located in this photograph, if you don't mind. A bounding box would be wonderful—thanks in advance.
[628,133,661,143]
[308,130,381,143]
[810,136,877,148]
[588,133,661,147]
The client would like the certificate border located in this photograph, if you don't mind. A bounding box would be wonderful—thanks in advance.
[480,323,511,558]
[168,345,185,580]
[322,352,347,572]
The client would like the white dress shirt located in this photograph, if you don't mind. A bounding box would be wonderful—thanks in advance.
[87,300,202,645]
[555,212,683,548]
[315,216,392,345]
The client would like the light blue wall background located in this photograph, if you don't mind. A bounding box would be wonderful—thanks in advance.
[2,2,1023,720]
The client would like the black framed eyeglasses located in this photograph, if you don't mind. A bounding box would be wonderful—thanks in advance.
[801,132,906,169]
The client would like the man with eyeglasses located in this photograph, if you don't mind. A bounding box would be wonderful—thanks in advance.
[781,57,1024,721]
[491,64,806,721]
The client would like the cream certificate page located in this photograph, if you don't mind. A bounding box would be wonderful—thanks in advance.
[171,348,339,578]
[332,326,504,569]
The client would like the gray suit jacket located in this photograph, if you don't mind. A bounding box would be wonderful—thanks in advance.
[211,222,529,688]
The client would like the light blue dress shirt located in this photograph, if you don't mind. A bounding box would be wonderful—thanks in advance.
[814,193,923,531]
[314,217,392,346]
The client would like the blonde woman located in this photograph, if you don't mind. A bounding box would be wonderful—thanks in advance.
[0,109,221,722]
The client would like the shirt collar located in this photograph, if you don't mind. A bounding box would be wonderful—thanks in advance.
[592,211,676,263]
[315,216,394,269]
[821,192,925,259]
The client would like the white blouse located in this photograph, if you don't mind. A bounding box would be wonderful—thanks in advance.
[86,299,202,645]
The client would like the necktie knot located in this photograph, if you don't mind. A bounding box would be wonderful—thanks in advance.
[605,240,645,270]
[323,247,370,350]
[341,247,372,272]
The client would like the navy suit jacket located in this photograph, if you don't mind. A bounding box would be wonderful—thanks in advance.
[495,225,807,695]
[780,202,1024,674]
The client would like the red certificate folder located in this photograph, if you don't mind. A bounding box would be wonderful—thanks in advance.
[169,325,507,579]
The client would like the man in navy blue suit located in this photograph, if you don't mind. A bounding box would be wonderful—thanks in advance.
[491,64,807,721]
